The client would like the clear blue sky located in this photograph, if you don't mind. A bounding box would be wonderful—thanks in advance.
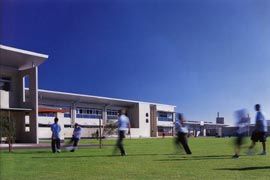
[1,0,270,125]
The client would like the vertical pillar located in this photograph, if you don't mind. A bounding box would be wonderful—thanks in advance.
[71,103,76,125]
[103,106,107,125]
[150,105,157,137]
[203,128,206,136]
[28,67,39,143]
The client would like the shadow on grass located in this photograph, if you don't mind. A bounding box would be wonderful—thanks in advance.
[32,153,173,159]
[214,166,270,171]
[155,155,239,161]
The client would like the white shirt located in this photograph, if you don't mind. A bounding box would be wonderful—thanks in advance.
[118,115,130,131]
[175,121,188,133]
[237,117,249,134]
[255,111,267,132]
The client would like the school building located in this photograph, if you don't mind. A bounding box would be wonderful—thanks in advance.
[0,45,176,143]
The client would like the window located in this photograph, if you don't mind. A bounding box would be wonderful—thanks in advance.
[107,109,119,119]
[76,107,103,119]
[64,112,71,118]
[158,112,173,121]
[0,77,11,91]
[38,124,51,128]
[38,112,56,117]
[25,115,30,132]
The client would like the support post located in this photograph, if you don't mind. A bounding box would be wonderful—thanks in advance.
[99,118,102,149]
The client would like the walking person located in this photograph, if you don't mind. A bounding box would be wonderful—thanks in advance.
[248,104,268,155]
[232,109,250,159]
[67,123,82,152]
[174,113,192,154]
[114,109,130,156]
[51,117,61,153]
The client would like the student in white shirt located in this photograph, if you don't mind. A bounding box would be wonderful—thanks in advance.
[232,109,249,159]
[174,113,192,154]
[248,104,268,155]
[115,109,130,156]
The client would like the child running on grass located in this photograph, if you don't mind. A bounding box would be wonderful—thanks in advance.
[232,109,249,159]
[174,113,192,155]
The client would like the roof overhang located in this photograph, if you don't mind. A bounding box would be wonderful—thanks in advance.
[39,107,69,113]
[0,107,32,112]
[37,89,139,107]
[0,45,48,70]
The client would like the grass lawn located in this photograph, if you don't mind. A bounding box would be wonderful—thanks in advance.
[1,137,270,180]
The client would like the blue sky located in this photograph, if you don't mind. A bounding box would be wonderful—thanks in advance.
[1,0,270,125]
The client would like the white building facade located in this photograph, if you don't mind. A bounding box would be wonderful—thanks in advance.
[0,45,176,143]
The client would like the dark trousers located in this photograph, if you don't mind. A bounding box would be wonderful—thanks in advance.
[175,132,192,154]
[73,138,79,147]
[116,130,126,155]
[51,138,60,153]
[69,137,79,152]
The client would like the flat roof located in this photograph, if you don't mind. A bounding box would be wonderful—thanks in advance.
[0,107,32,111]
[0,45,48,70]
[36,89,176,108]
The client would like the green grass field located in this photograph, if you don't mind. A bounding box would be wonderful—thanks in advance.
[1,137,270,180]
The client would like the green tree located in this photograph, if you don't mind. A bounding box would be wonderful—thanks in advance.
[0,111,16,152]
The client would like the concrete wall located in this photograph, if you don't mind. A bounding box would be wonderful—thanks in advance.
[0,90,9,108]
[18,67,39,143]
[127,104,139,128]
[157,121,174,127]
[130,102,151,138]
[0,66,20,108]
[156,104,175,112]
[0,65,39,143]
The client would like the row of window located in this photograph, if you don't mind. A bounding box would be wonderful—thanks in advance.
[158,112,173,122]
[39,109,120,120]
[76,108,103,115]
[39,110,174,121]
[107,109,119,120]
[38,124,101,128]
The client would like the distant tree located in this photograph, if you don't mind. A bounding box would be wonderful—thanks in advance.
[103,121,118,137]
[0,111,16,152]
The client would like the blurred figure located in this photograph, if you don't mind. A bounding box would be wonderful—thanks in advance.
[114,109,130,156]
[96,130,99,140]
[51,117,61,153]
[232,109,249,159]
[248,104,268,155]
[67,123,82,152]
[174,113,192,154]
[162,131,165,138]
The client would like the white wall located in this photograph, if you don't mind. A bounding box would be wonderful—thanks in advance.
[130,102,151,138]
[0,90,9,108]
[156,104,175,112]
[38,112,103,139]
[75,118,103,126]
[157,121,174,127]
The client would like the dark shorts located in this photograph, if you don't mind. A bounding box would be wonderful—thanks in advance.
[235,134,245,146]
[251,131,267,142]
[118,130,125,139]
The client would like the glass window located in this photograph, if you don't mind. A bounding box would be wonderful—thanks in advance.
[0,77,11,91]
[76,107,103,119]
[158,112,173,121]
